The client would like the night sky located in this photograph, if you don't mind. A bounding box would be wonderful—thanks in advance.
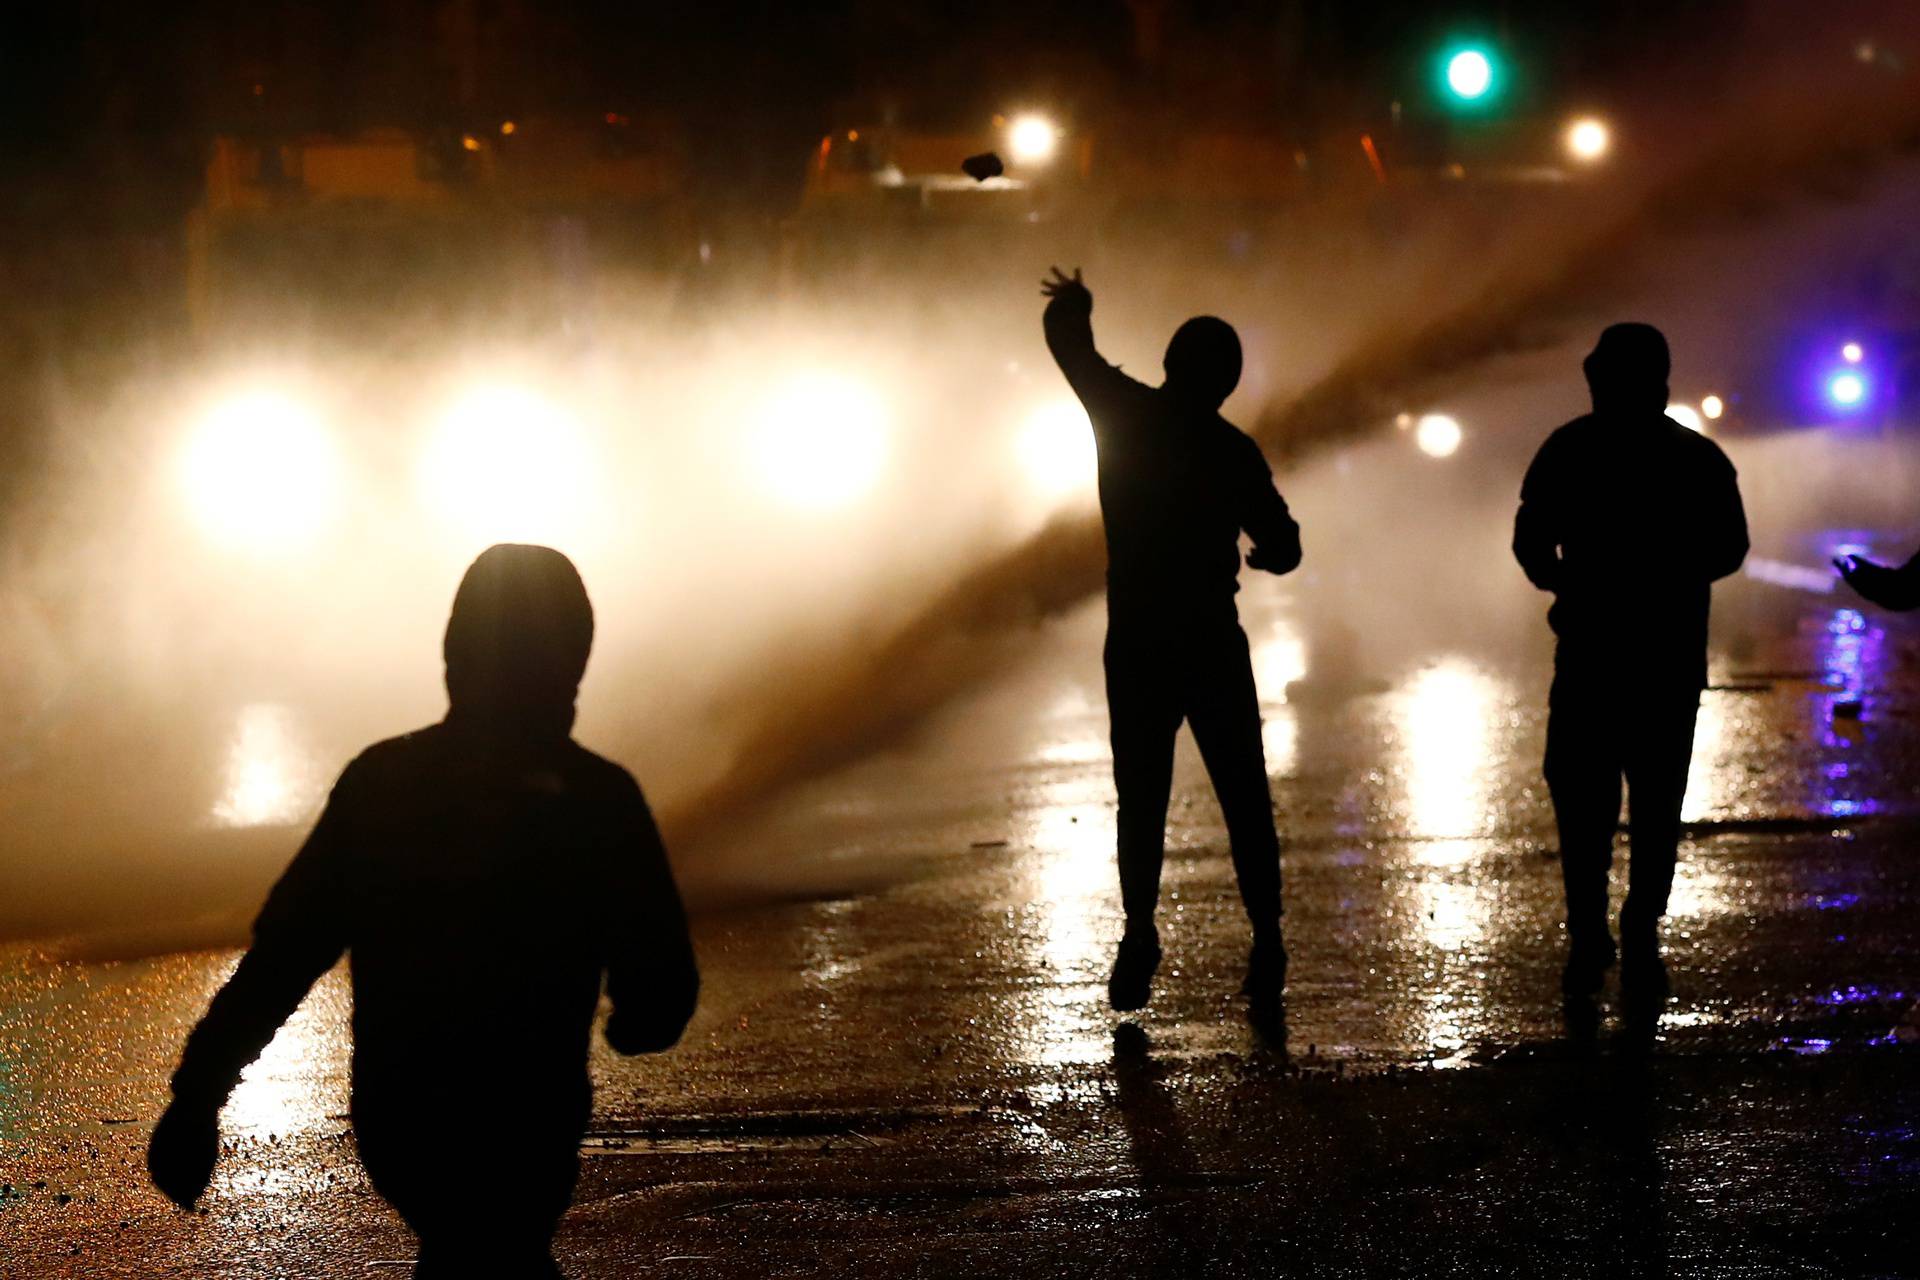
[0,1,1746,228]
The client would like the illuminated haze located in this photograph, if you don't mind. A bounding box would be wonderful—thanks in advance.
[4,4,1920,951]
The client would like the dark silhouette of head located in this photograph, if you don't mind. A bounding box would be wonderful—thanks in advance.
[1163,316,1242,409]
[1583,323,1671,416]
[443,543,594,738]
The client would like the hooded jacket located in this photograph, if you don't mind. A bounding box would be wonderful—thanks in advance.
[170,545,698,1143]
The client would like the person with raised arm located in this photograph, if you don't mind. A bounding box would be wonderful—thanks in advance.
[1041,266,1302,1020]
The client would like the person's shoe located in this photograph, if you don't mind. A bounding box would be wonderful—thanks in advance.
[1242,936,1288,1040]
[1108,931,1162,1013]
[1561,931,1617,998]
[1561,995,1601,1052]
[1619,936,1670,1014]
[1241,936,1289,1005]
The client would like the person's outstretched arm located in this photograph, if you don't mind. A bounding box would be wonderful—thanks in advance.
[1041,266,1132,418]
[602,779,699,1055]
[1241,439,1302,575]
[1838,548,1920,610]
[149,761,360,1208]
[1699,449,1750,582]
[1513,436,1564,592]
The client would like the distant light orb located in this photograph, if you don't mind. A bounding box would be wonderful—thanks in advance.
[1828,371,1867,407]
[1415,413,1463,458]
[179,390,340,550]
[1017,398,1096,501]
[418,384,596,546]
[1007,114,1060,165]
[1565,116,1611,162]
[1842,341,1864,364]
[753,372,891,510]
[1667,403,1705,433]
[1445,49,1494,101]
[1701,394,1725,420]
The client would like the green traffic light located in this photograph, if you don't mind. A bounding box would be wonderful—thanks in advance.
[1441,44,1497,104]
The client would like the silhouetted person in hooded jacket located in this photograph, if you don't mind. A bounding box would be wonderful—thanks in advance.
[1041,266,1302,1017]
[148,544,699,1279]
[1514,324,1747,1016]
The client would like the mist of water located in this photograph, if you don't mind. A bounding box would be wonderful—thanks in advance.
[5,5,1920,952]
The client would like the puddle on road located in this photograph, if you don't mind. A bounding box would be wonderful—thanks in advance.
[581,1105,996,1157]
[586,1132,864,1154]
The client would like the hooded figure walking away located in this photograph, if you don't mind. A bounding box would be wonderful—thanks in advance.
[148,544,700,1278]
[1041,267,1302,1018]
[1514,324,1748,1023]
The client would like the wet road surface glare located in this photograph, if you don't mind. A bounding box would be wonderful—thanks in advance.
[3,592,1918,1276]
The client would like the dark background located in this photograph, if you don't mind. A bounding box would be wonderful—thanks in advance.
[0,0,1744,231]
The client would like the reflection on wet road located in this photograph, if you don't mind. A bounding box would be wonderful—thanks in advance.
[213,703,328,829]
[3,592,1919,1274]
[670,586,1914,1092]
[1019,775,1116,1069]
[1392,655,1503,860]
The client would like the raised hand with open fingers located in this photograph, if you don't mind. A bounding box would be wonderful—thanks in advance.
[1040,265,1091,313]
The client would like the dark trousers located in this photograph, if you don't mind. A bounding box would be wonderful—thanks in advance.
[1543,666,1700,944]
[1105,622,1282,937]
[356,1101,580,1279]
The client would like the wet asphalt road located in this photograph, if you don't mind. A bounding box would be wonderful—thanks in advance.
[4,587,1920,1278]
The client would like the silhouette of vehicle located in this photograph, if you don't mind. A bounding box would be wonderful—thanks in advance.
[188,117,693,338]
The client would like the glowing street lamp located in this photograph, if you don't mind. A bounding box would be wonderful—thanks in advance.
[1007,114,1060,166]
[1415,413,1463,458]
[1565,116,1611,162]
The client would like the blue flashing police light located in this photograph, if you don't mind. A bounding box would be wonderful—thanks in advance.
[1826,370,1867,409]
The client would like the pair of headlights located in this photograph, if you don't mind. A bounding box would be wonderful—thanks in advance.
[177,385,594,552]
[177,379,1098,553]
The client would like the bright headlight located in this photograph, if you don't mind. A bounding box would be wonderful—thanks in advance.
[1008,114,1060,166]
[418,384,595,547]
[1667,403,1705,433]
[1415,413,1463,458]
[1017,398,1096,501]
[178,390,340,550]
[752,372,890,510]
